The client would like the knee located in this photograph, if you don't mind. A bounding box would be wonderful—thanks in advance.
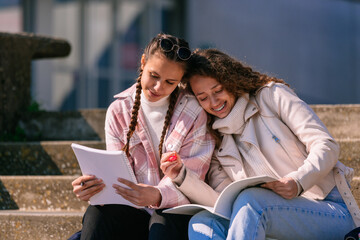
[188,211,216,238]
[233,188,274,211]
[189,210,213,227]
[82,205,107,226]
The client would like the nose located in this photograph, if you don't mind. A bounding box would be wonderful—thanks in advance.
[153,80,163,92]
[209,95,219,107]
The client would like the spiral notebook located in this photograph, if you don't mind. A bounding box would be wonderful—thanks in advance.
[71,143,138,207]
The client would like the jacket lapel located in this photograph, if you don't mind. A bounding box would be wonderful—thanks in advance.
[215,134,247,180]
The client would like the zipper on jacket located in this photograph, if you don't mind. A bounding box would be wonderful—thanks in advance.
[259,115,294,161]
[254,98,297,163]
[272,135,280,143]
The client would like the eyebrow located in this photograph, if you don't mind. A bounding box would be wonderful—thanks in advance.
[151,71,180,83]
[167,78,180,83]
[195,83,220,96]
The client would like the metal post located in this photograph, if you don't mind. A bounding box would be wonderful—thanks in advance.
[110,0,121,97]
[78,0,87,108]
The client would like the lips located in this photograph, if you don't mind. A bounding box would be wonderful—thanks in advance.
[212,102,226,112]
[149,89,161,98]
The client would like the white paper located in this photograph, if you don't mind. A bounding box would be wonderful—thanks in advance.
[71,143,139,207]
[164,175,277,219]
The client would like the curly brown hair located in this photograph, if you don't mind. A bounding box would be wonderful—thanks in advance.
[122,33,189,158]
[184,48,288,147]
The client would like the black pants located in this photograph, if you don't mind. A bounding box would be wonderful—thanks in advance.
[149,209,192,240]
[80,205,191,240]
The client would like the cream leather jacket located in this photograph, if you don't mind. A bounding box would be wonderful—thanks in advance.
[176,82,353,207]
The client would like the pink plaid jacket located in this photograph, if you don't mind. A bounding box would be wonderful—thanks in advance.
[105,84,215,208]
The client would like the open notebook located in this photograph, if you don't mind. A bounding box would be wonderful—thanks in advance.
[71,143,139,207]
[164,175,276,220]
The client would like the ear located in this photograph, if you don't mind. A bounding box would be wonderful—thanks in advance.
[140,54,146,70]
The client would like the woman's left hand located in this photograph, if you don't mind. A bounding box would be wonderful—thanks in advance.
[261,177,298,199]
[113,178,162,207]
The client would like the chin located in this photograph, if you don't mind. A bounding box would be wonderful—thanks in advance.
[213,112,224,119]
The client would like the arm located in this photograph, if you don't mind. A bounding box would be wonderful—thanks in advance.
[104,101,126,151]
[178,155,232,206]
[161,153,232,207]
[263,84,339,192]
[105,100,162,207]
[157,108,215,208]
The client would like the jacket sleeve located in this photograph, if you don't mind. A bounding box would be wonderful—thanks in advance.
[175,155,232,207]
[156,109,215,208]
[264,84,339,192]
[104,100,130,151]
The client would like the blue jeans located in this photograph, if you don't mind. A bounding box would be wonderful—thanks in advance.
[188,187,355,240]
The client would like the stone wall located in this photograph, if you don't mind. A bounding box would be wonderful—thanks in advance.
[0,32,71,140]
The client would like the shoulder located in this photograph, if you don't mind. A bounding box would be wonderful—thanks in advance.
[107,84,136,115]
[113,83,136,100]
[256,81,294,95]
[256,81,298,103]
[176,90,205,117]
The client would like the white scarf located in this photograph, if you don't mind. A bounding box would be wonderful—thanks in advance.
[212,95,248,135]
[213,95,277,178]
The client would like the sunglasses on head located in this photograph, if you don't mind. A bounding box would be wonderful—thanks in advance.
[159,38,192,61]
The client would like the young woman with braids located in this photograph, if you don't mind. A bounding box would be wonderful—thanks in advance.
[160,49,356,239]
[71,34,215,240]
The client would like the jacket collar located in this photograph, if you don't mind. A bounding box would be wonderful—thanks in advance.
[216,134,242,160]
[244,99,258,122]
[244,81,276,121]
[114,83,136,99]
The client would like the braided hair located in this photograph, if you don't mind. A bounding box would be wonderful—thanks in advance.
[122,33,189,158]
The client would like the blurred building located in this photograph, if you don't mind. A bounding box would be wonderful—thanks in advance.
[1,0,359,111]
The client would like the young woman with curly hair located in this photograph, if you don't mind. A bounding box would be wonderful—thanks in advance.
[71,34,215,240]
[161,49,356,239]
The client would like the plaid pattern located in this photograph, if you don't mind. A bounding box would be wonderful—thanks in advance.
[105,84,215,208]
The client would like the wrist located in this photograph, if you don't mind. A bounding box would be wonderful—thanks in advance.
[172,164,186,186]
[149,188,162,208]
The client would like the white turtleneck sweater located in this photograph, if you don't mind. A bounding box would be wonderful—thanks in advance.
[140,92,170,163]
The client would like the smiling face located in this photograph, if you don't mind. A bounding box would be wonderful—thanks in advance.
[141,52,184,102]
[190,75,236,119]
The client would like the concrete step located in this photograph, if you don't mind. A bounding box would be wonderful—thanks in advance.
[0,140,105,175]
[0,178,359,240]
[16,105,360,141]
[311,104,360,139]
[351,177,360,205]
[338,139,360,176]
[1,138,358,175]
[0,210,83,240]
[1,170,359,211]
[19,109,106,141]
[0,176,88,211]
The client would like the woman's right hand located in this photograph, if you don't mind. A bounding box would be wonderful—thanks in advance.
[72,175,105,202]
[160,152,183,179]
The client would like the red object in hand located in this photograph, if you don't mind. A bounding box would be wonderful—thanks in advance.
[167,153,177,162]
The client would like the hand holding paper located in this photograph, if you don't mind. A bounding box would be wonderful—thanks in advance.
[261,177,298,199]
[113,178,162,207]
[71,143,139,207]
[72,174,105,202]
